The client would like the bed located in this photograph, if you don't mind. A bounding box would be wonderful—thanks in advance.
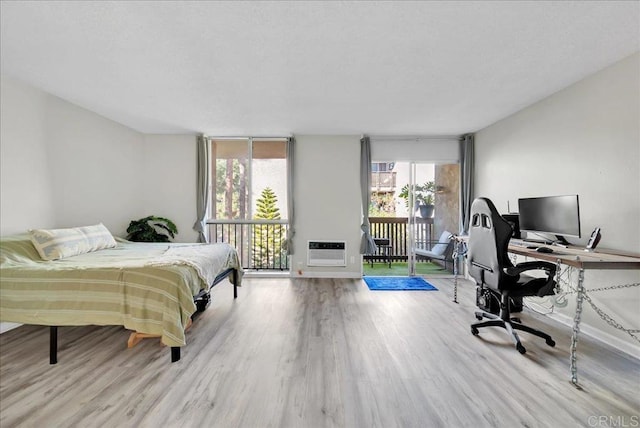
[0,229,242,363]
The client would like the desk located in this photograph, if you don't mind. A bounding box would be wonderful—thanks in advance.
[507,244,640,270]
[509,244,640,387]
[453,237,640,387]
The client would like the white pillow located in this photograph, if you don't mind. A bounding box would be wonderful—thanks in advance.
[29,223,117,261]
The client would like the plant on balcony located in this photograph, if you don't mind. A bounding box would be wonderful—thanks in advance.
[398,181,436,218]
[126,216,178,242]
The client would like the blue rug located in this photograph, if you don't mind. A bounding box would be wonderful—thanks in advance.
[364,276,438,291]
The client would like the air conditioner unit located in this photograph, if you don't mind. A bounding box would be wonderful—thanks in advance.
[307,241,346,267]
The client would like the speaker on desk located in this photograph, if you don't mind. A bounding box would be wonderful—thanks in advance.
[502,213,521,239]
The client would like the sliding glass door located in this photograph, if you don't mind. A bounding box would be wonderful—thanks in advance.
[368,160,459,277]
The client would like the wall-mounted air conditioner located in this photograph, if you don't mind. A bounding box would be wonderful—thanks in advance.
[307,241,346,267]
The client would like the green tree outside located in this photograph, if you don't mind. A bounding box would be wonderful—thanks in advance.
[252,187,284,268]
[215,158,247,219]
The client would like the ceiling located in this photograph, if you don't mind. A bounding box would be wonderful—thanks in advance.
[1,1,638,136]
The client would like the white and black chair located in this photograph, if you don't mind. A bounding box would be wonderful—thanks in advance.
[467,197,557,354]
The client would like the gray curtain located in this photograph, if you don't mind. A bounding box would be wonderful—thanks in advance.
[283,136,296,255]
[193,135,210,243]
[360,135,378,254]
[459,133,475,235]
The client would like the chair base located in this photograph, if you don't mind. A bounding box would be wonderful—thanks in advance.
[471,310,556,354]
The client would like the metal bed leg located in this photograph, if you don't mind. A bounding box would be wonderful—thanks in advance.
[233,269,238,299]
[50,326,58,364]
[171,347,181,362]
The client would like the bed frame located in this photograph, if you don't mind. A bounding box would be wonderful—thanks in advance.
[47,267,239,364]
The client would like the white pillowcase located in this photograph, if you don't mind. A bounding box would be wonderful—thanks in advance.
[29,223,117,261]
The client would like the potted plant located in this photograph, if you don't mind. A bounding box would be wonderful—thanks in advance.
[398,181,436,218]
[126,216,178,242]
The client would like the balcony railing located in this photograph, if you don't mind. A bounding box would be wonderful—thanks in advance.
[207,219,289,271]
[207,217,433,270]
[371,171,396,190]
[367,217,434,263]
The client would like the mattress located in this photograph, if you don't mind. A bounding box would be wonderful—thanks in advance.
[0,234,242,347]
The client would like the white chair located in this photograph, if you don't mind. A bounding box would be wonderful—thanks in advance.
[414,230,455,270]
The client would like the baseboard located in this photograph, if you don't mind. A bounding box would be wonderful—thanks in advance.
[547,312,640,360]
[243,270,361,279]
[292,270,362,279]
[0,322,22,334]
[243,271,290,279]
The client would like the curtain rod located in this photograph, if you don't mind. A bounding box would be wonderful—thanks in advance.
[205,135,291,140]
[369,135,462,141]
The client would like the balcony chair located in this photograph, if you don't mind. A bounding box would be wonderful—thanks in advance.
[414,230,455,270]
[467,197,557,354]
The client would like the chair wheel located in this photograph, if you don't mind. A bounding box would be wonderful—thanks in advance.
[471,326,479,336]
[516,343,526,354]
[546,339,556,347]
[475,314,483,321]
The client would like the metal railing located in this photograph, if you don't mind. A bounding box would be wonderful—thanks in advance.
[207,219,289,271]
[368,217,434,263]
[207,217,433,270]
[371,171,396,190]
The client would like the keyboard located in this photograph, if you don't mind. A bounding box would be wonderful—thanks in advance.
[510,239,528,247]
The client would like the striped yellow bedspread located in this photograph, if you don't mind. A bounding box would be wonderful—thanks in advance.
[0,235,242,347]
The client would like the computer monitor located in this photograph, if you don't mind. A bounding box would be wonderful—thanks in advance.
[517,195,581,244]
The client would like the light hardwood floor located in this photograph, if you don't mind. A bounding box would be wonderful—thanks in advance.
[1,276,638,428]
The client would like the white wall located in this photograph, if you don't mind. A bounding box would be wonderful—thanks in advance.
[0,77,56,234]
[290,135,363,278]
[0,75,147,237]
[44,93,146,236]
[142,135,198,243]
[475,53,640,354]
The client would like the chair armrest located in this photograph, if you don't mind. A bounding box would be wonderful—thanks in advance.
[505,261,556,277]
[506,261,557,297]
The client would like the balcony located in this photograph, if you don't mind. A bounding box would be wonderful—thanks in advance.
[371,171,396,191]
[207,219,289,271]
[366,217,434,264]
[207,217,436,272]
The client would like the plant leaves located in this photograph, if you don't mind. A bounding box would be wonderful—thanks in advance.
[126,216,178,242]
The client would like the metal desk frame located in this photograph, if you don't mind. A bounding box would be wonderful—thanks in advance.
[452,236,640,388]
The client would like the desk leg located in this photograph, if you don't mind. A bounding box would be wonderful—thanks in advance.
[452,241,460,304]
[570,267,585,388]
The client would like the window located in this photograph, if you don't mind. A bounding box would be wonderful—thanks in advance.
[209,137,289,271]
[210,138,288,220]
[371,162,394,172]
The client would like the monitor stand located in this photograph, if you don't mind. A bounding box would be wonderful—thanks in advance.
[554,235,571,246]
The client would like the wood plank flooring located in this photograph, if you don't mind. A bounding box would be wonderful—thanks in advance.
[1,276,638,427]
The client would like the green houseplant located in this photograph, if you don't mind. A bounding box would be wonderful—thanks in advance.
[126,216,178,242]
[398,181,436,218]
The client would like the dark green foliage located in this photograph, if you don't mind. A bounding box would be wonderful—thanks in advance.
[126,216,178,242]
[252,188,284,268]
[398,181,436,208]
[254,187,281,220]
